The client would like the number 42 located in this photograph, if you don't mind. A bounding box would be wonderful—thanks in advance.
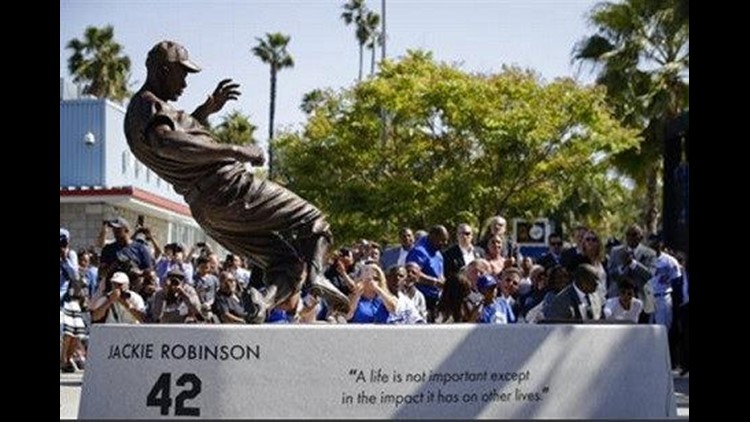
[147,372,202,416]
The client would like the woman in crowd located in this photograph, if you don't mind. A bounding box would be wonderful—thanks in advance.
[345,263,396,323]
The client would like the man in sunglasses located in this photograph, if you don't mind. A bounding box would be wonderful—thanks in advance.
[150,267,202,323]
[538,232,565,270]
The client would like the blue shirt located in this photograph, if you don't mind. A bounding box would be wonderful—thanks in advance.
[478,297,516,324]
[405,236,444,299]
[60,250,79,304]
[100,240,154,273]
[82,266,99,298]
[349,295,389,323]
[265,308,293,324]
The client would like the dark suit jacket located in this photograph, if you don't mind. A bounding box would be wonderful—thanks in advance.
[538,252,562,270]
[560,247,582,273]
[442,244,485,280]
[546,284,602,322]
[608,244,657,275]
[380,246,409,272]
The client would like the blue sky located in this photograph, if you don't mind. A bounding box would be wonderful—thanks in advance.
[60,0,601,150]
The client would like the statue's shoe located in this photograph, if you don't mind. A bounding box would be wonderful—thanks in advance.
[244,287,272,324]
[309,275,350,314]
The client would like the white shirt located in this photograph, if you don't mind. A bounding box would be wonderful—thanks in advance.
[656,252,682,281]
[603,297,643,323]
[405,286,428,320]
[573,284,593,321]
[387,292,425,324]
[92,289,146,312]
[459,245,476,267]
[397,247,410,267]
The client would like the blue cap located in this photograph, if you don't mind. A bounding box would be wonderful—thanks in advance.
[476,274,498,291]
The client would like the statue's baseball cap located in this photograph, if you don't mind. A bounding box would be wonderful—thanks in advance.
[147,40,201,73]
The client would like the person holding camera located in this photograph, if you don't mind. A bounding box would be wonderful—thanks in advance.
[150,267,203,323]
[212,271,249,323]
[95,217,154,299]
[90,271,146,324]
[155,242,194,287]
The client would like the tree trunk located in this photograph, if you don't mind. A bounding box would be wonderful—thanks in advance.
[642,160,661,236]
[370,45,376,76]
[642,116,670,236]
[268,68,277,180]
[358,44,364,81]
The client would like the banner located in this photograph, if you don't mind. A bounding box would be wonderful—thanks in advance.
[79,324,676,419]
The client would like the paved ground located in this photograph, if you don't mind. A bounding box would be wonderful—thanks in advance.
[60,369,689,419]
[673,371,690,418]
[60,372,83,420]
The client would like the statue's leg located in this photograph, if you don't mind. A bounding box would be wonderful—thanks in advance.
[297,218,350,313]
[243,258,305,324]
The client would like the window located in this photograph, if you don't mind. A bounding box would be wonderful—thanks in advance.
[121,151,130,174]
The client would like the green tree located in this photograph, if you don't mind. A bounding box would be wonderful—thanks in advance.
[252,32,294,180]
[300,88,336,115]
[341,0,373,81]
[66,25,131,103]
[275,51,639,245]
[573,0,689,233]
[211,110,259,146]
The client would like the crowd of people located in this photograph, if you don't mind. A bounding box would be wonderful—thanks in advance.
[60,215,689,376]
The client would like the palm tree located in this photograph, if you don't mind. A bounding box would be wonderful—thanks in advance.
[364,10,381,76]
[252,32,294,180]
[574,0,688,234]
[212,110,259,146]
[341,0,369,81]
[66,25,131,103]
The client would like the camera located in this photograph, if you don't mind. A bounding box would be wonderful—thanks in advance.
[122,291,131,300]
[169,277,182,287]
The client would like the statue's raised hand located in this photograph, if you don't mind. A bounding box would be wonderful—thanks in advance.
[202,79,241,115]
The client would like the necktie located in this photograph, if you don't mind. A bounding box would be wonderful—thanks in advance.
[584,294,594,320]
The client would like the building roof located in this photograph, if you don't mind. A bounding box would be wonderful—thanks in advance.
[60,185,192,218]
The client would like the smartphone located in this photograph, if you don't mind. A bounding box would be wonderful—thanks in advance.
[137,215,145,228]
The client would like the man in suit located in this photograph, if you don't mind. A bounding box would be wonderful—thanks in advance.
[608,224,657,322]
[440,224,485,322]
[608,224,657,275]
[380,227,415,271]
[537,232,564,270]
[546,264,603,322]
[443,224,485,281]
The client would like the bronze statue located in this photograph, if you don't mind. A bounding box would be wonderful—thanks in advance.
[124,40,349,322]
